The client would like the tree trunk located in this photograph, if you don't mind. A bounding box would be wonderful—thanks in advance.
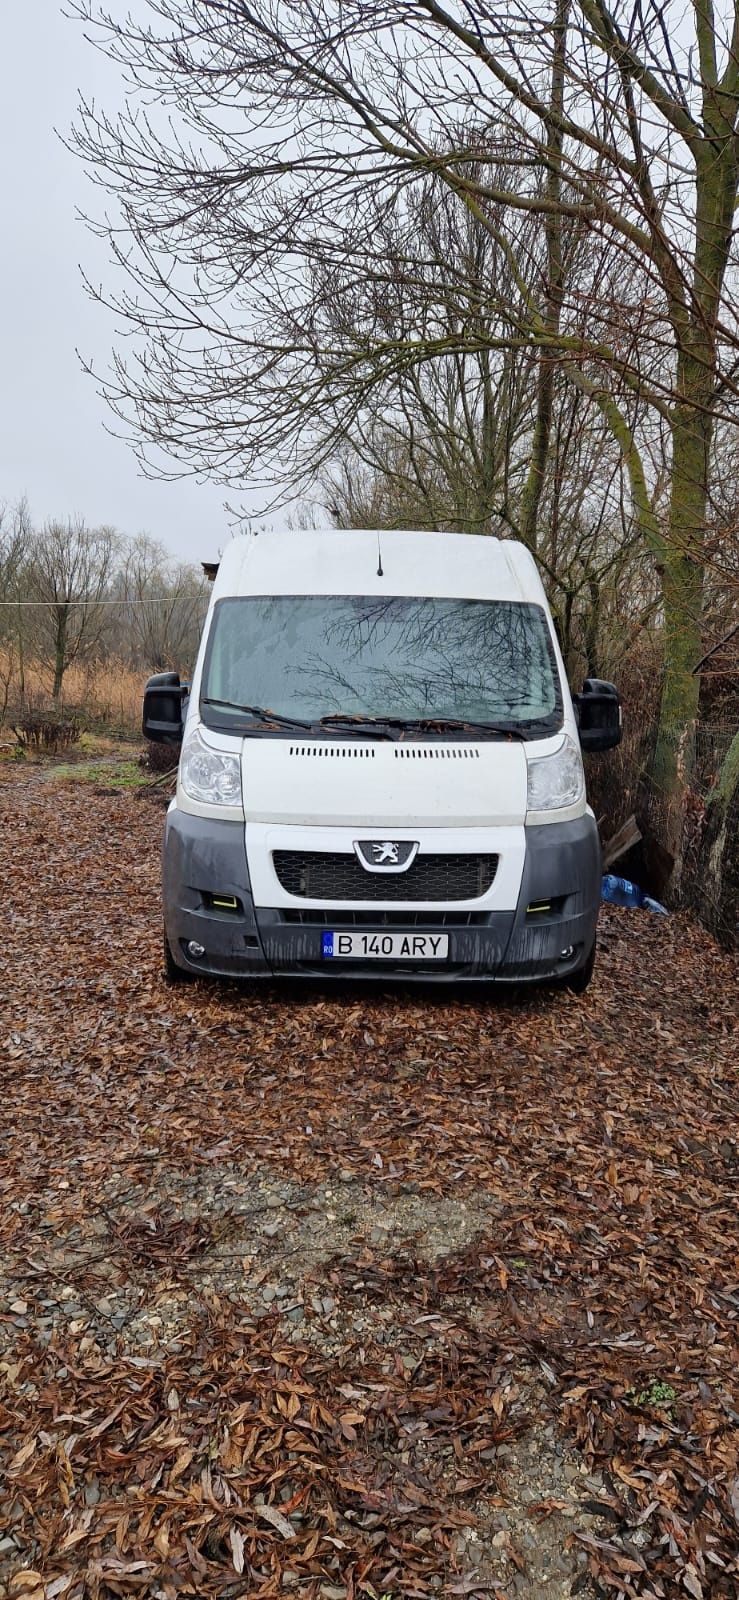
[584,577,601,677]
[650,375,711,875]
[16,601,25,705]
[649,105,738,877]
[53,606,69,702]
[689,730,739,947]
[476,347,498,534]
[517,0,568,553]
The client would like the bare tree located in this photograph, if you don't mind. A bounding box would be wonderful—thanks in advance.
[109,533,208,670]
[29,519,118,701]
[312,155,542,535]
[0,500,33,720]
[71,0,739,874]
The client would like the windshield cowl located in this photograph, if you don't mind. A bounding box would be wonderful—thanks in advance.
[199,710,556,743]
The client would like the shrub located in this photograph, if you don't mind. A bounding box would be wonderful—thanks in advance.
[140,738,180,773]
[12,712,82,755]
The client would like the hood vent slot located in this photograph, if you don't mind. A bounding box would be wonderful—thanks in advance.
[289,745,375,758]
[394,746,481,758]
[286,744,481,759]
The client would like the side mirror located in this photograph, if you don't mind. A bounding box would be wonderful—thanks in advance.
[573,677,622,753]
[143,671,188,745]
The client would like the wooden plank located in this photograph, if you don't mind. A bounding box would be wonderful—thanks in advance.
[603,813,641,868]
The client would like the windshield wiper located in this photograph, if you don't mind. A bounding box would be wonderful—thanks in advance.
[316,714,396,740]
[320,713,527,739]
[390,717,527,739]
[204,703,535,740]
[202,698,313,730]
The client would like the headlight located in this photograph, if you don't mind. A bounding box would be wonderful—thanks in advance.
[527,734,584,813]
[180,727,242,807]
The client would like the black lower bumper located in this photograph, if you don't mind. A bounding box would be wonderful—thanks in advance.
[162,811,601,985]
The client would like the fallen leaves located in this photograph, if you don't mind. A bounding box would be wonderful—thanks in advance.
[9,1571,46,1600]
[8,1436,37,1474]
[228,1524,245,1572]
[256,1502,297,1540]
[0,768,737,1598]
[1,1317,518,1595]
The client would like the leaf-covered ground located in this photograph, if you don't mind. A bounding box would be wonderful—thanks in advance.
[0,763,737,1600]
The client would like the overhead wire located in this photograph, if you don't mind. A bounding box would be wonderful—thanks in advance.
[0,595,202,607]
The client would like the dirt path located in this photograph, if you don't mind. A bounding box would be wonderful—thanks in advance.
[1,765,737,1600]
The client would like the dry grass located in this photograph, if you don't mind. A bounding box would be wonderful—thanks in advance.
[0,652,144,734]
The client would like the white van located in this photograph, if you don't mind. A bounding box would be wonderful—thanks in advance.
[144,529,621,990]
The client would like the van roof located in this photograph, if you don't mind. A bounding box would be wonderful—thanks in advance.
[211,529,546,605]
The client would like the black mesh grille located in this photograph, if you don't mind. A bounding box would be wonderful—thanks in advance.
[272,851,498,902]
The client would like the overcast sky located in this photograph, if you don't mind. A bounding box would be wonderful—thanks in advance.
[0,2,252,566]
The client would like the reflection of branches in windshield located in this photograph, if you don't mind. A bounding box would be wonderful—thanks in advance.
[301,654,440,716]
[313,599,548,716]
[326,597,539,671]
[205,595,559,725]
[321,598,400,661]
[295,657,371,715]
[301,655,538,718]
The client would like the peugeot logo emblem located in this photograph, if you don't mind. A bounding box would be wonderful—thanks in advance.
[354,839,419,873]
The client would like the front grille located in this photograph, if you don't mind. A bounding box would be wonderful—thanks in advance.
[272,851,498,902]
[280,909,490,926]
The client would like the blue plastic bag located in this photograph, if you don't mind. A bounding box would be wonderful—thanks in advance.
[642,894,669,915]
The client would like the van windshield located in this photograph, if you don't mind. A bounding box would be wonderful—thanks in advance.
[200,595,563,736]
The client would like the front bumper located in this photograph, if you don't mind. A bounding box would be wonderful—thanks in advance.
[162,810,601,984]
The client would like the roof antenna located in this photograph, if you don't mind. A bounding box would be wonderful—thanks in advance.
[376,528,384,578]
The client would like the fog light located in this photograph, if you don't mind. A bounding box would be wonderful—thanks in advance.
[187,940,206,960]
[559,944,574,961]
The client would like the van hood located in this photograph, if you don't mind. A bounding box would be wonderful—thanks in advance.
[241,738,528,827]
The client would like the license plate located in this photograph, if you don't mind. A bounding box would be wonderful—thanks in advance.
[322,930,449,961]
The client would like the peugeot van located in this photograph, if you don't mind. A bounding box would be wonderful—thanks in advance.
[143,529,621,990]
